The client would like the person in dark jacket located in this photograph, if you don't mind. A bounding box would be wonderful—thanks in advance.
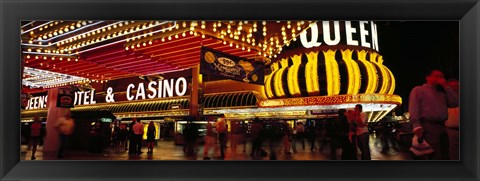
[250,118,263,159]
[146,121,156,154]
[128,118,137,154]
[337,109,357,160]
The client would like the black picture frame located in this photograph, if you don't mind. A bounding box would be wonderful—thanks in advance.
[1,0,479,180]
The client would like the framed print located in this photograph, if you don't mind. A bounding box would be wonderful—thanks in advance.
[1,0,479,180]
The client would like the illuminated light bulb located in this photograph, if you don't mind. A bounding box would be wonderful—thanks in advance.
[292,37,297,41]
[136,44,140,48]
[201,34,205,39]
[70,25,75,30]
[175,34,179,39]
[161,38,165,42]
[182,32,186,37]
[223,41,226,45]
[59,57,63,61]
[42,35,47,39]
[26,55,31,59]
[263,32,266,36]
[189,31,193,35]
[148,41,152,45]
[201,25,205,29]
[213,28,216,32]
[43,56,47,60]
[242,47,245,50]
[142,42,146,46]
[51,57,55,60]
[297,26,301,31]
[217,22,222,27]
[48,33,53,37]
[168,36,172,40]
[75,58,78,62]
[67,58,71,61]
[190,27,194,31]
[76,24,81,28]
[194,32,198,36]
[236,45,239,48]
[229,43,233,47]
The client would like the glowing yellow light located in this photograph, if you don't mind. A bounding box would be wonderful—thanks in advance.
[272,58,289,98]
[356,50,378,94]
[287,54,302,97]
[369,52,389,94]
[341,49,361,95]
[324,50,340,96]
[305,51,320,96]
[385,67,396,94]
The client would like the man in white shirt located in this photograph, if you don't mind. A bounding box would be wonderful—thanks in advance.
[132,118,144,154]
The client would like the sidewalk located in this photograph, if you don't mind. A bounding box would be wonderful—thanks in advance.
[21,135,412,161]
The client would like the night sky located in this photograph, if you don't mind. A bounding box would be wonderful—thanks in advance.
[376,21,459,114]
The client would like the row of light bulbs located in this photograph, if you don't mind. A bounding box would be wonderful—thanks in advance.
[26,55,78,62]
[34,21,91,42]
[59,21,163,52]
[42,79,108,89]
[24,21,172,57]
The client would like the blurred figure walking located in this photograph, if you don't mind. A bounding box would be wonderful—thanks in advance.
[54,112,75,159]
[30,116,42,160]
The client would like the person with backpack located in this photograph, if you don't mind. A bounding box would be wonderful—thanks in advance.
[30,116,42,160]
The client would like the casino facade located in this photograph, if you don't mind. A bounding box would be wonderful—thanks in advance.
[20,21,401,149]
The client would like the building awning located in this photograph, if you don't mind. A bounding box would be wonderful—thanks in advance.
[21,91,263,119]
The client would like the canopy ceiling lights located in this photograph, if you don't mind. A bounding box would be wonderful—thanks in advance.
[23,66,87,88]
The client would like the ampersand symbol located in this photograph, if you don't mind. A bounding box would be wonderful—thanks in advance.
[106,87,115,103]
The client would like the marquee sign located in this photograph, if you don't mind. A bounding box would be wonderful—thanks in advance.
[200,46,265,85]
[23,76,189,110]
[300,21,379,51]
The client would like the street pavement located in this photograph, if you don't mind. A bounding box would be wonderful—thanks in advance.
[21,135,412,161]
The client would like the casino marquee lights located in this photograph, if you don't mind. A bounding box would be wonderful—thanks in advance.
[265,49,396,99]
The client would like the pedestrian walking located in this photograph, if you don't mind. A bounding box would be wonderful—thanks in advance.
[146,122,156,154]
[217,118,228,159]
[348,104,371,160]
[30,116,42,160]
[445,79,460,160]
[132,119,144,154]
[409,70,459,160]
[54,112,75,159]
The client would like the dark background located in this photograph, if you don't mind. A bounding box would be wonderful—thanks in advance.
[378,21,459,114]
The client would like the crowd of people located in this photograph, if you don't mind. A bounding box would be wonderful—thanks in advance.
[22,70,459,161]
